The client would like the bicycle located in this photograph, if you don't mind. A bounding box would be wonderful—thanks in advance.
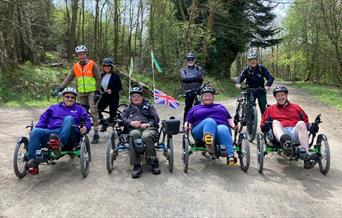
[234,86,265,142]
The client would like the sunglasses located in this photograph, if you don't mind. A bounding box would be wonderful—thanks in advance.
[103,65,112,67]
[64,95,76,99]
[186,58,195,62]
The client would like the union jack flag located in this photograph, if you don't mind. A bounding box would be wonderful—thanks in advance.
[154,89,180,109]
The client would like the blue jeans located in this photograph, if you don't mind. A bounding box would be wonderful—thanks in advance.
[191,118,234,156]
[27,116,79,160]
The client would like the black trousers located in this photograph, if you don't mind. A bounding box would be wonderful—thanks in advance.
[183,90,197,123]
[98,92,120,120]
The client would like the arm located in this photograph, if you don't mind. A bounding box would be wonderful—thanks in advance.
[35,107,53,128]
[121,107,132,128]
[60,69,76,89]
[298,105,309,125]
[227,119,235,129]
[93,63,102,91]
[148,105,159,128]
[261,66,274,87]
[235,69,247,84]
[111,73,123,92]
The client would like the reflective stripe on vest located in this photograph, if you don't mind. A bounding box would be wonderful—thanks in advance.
[73,60,96,93]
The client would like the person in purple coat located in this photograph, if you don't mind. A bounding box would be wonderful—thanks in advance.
[184,86,236,165]
[26,87,91,174]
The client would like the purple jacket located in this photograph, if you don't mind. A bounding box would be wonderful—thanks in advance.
[185,104,232,127]
[36,102,91,132]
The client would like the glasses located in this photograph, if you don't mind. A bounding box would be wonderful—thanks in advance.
[186,58,195,62]
[64,95,76,99]
[103,65,111,68]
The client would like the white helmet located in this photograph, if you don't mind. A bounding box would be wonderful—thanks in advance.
[247,51,257,60]
[61,87,78,96]
[75,45,87,53]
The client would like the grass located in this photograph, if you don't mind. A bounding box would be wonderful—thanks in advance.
[291,82,342,111]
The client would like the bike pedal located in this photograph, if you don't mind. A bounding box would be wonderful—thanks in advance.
[203,133,213,145]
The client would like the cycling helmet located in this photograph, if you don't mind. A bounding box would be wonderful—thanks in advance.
[200,86,216,95]
[75,45,87,53]
[186,52,196,59]
[273,86,288,96]
[102,57,113,66]
[61,87,78,96]
[247,51,257,60]
[129,86,144,95]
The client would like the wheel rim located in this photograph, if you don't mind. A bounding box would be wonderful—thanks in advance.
[319,139,330,173]
[16,142,27,175]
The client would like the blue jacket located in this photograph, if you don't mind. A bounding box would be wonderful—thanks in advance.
[36,102,91,132]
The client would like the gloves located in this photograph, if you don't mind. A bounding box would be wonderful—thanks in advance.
[52,87,63,97]
[309,122,319,134]
[233,114,239,126]
[261,119,273,133]
[94,90,101,103]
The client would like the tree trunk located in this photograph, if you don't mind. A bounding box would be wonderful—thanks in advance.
[113,0,120,63]
[67,0,79,61]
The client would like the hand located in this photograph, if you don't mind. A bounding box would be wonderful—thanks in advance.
[52,87,63,97]
[106,89,112,94]
[264,86,270,91]
[261,120,273,133]
[235,84,241,89]
[309,123,319,134]
[130,121,141,128]
[94,91,101,103]
[80,126,87,135]
[141,123,150,129]
[183,122,191,133]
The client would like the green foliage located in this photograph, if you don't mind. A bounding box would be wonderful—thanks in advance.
[292,82,342,112]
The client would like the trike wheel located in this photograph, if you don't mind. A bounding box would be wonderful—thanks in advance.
[167,135,174,173]
[106,133,116,173]
[318,137,330,175]
[238,137,250,172]
[257,134,265,174]
[182,134,190,173]
[80,136,90,177]
[13,137,28,179]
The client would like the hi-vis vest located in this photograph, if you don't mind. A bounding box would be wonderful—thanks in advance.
[73,60,96,93]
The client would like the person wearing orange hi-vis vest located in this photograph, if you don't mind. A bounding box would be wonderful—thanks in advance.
[53,45,102,144]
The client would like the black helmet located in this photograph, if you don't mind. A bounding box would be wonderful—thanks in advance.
[273,86,288,96]
[129,86,144,95]
[102,57,113,66]
[200,86,216,95]
[186,52,196,59]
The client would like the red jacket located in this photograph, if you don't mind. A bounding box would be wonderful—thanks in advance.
[261,102,309,128]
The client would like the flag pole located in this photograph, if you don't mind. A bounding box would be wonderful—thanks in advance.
[151,50,156,102]
[128,57,133,102]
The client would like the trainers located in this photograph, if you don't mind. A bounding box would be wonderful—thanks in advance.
[48,134,61,156]
[100,123,108,132]
[132,164,143,178]
[280,134,292,148]
[227,155,236,166]
[203,133,214,153]
[91,134,100,144]
[151,160,161,175]
[26,159,39,175]
[304,160,316,169]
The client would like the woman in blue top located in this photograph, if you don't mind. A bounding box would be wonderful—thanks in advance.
[184,86,236,164]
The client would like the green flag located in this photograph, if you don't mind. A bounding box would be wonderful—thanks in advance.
[151,50,162,73]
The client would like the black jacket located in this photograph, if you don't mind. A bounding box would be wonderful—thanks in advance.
[101,71,123,93]
[236,64,274,88]
[121,100,159,130]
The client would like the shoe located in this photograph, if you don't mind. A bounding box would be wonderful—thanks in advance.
[26,159,39,175]
[132,164,143,178]
[48,134,61,156]
[227,155,236,166]
[91,134,100,144]
[280,134,292,148]
[304,160,316,169]
[151,160,161,175]
[297,146,308,160]
[100,123,108,132]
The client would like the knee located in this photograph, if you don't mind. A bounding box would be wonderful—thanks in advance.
[142,133,155,144]
[272,120,282,127]
[30,128,42,136]
[296,121,307,131]
[204,118,217,126]
[129,130,140,138]
[217,125,229,134]
[64,116,74,123]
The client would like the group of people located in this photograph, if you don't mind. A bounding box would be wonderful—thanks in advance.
[25,45,319,177]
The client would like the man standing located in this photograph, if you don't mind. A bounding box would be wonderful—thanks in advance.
[54,45,101,144]
[235,51,274,115]
[180,52,204,123]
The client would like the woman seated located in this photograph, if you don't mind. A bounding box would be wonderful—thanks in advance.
[184,86,236,165]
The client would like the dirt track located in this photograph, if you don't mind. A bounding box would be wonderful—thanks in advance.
[1,83,342,217]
